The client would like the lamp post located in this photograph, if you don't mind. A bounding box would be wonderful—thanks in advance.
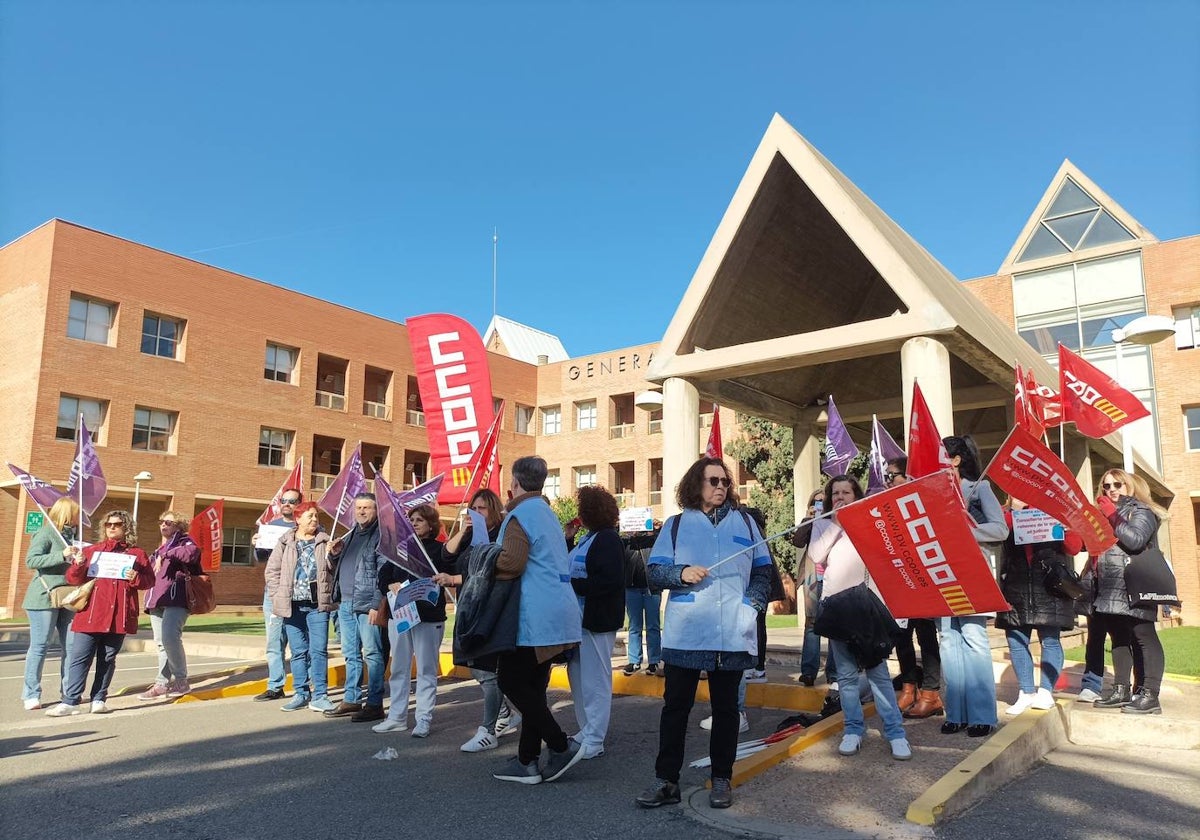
[1111,315,1176,473]
[132,470,153,526]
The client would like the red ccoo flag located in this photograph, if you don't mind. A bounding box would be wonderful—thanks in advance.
[258,458,304,526]
[1058,345,1149,438]
[189,500,224,573]
[705,404,723,461]
[456,406,503,501]
[907,381,952,479]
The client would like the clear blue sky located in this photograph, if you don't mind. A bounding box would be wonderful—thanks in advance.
[2,1,1197,357]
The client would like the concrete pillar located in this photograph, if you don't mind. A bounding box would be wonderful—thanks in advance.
[793,423,822,522]
[901,337,954,437]
[661,377,699,517]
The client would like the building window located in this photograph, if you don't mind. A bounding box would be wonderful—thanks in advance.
[141,313,184,359]
[222,527,254,566]
[265,342,297,383]
[56,395,107,442]
[515,404,534,435]
[541,406,561,435]
[1175,305,1199,350]
[574,465,597,489]
[259,427,292,467]
[67,295,115,344]
[1016,178,1135,264]
[132,407,176,452]
[1186,408,1200,452]
[544,470,561,500]
[575,400,597,431]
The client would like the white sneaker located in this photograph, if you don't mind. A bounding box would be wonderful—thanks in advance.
[461,726,499,753]
[90,700,112,714]
[1006,692,1038,716]
[372,718,408,733]
[1032,688,1056,710]
[838,734,862,756]
[890,738,913,761]
[745,669,768,683]
[45,702,83,717]
[1077,688,1102,703]
[23,698,42,711]
[494,712,522,738]
[411,719,431,738]
[699,712,749,733]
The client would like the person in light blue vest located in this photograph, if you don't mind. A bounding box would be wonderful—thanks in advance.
[635,457,772,812]
[491,456,585,787]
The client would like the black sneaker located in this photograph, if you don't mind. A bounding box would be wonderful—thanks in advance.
[646,663,659,676]
[492,756,543,785]
[622,663,641,676]
[542,740,584,782]
[966,724,995,738]
[253,688,285,702]
[709,777,733,809]
[636,779,682,808]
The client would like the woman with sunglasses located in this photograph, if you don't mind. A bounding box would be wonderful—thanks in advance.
[636,457,772,811]
[138,511,203,700]
[1082,469,1168,714]
[47,510,153,717]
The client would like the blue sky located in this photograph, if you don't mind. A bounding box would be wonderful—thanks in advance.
[2,1,1197,357]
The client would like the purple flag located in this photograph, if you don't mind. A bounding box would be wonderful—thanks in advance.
[65,418,107,516]
[375,472,433,578]
[396,474,445,514]
[317,444,367,530]
[8,463,67,511]
[821,396,859,477]
[867,415,907,495]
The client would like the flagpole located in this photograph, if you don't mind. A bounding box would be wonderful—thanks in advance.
[492,227,498,323]
[77,413,85,545]
[325,448,359,544]
[706,513,836,575]
[447,407,502,538]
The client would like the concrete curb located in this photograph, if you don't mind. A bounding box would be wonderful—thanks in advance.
[905,700,1069,826]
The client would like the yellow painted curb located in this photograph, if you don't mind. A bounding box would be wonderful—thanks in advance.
[728,711,849,787]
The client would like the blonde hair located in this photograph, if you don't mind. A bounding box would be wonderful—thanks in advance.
[48,497,81,530]
[158,510,188,530]
[97,509,136,543]
[1098,468,1168,521]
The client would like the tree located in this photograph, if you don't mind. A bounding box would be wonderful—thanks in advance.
[726,415,798,578]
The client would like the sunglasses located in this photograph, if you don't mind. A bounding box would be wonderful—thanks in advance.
[885,472,903,483]
[281,498,301,504]
[1102,481,1124,490]
[104,521,124,528]
[705,476,732,488]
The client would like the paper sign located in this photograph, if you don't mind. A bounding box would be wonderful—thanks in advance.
[390,578,441,610]
[89,551,135,580]
[1011,507,1065,545]
[385,592,421,634]
[256,523,291,552]
[619,506,654,533]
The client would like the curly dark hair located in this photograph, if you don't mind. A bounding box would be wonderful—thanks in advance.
[577,485,620,531]
[675,456,733,511]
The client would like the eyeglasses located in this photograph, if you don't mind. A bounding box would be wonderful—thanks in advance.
[705,476,732,488]
[158,520,178,526]
[1102,481,1124,490]
[885,472,903,484]
[104,521,124,528]
[281,498,301,505]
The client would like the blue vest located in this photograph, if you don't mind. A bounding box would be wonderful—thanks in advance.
[499,498,582,647]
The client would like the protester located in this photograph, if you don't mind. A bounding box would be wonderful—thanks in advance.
[939,436,1008,737]
[374,503,453,736]
[1082,469,1168,714]
[565,485,626,759]
[743,506,784,683]
[252,487,301,702]
[885,458,943,719]
[326,492,388,721]
[807,475,912,761]
[635,457,772,811]
[21,497,79,711]
[47,510,153,717]
[138,511,203,700]
[623,527,662,677]
[996,498,1081,714]
[490,456,585,786]
[792,489,833,688]
[266,502,335,712]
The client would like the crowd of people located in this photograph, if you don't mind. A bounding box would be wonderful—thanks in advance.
[20,441,1176,807]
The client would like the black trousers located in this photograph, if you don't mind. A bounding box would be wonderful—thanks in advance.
[1096,613,1164,694]
[655,665,742,783]
[894,618,941,690]
[755,610,767,671]
[496,646,569,765]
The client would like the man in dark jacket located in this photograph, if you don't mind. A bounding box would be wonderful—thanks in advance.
[326,492,388,722]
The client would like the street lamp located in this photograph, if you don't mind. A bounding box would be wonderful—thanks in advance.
[1111,315,1176,472]
[132,470,153,526]
[634,390,664,409]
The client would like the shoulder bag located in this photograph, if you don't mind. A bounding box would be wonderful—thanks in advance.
[185,573,217,615]
[1038,555,1086,601]
[1123,546,1180,609]
[57,578,96,611]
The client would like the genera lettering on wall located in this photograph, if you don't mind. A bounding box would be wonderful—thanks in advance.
[567,352,655,381]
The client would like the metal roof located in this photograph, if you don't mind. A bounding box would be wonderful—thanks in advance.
[483,315,569,365]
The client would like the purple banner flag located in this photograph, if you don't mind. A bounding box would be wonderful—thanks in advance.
[396,474,445,513]
[375,472,431,578]
[867,415,908,495]
[821,396,859,477]
[317,444,367,530]
[65,418,107,516]
[8,463,67,511]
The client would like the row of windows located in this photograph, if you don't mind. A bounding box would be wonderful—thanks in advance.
[68,295,185,360]
[56,396,177,453]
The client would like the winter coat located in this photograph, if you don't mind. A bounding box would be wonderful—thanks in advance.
[1082,495,1159,622]
[331,520,387,614]
[453,543,521,668]
[995,512,1081,631]
[65,539,154,635]
[377,535,454,623]
[145,532,203,611]
[22,524,77,611]
[266,530,335,618]
[569,528,626,633]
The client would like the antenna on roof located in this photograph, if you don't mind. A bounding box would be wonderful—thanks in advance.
[492,227,498,323]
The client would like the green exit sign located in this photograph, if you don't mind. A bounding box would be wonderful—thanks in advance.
[25,511,45,534]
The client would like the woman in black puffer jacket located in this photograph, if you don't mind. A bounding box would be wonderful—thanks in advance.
[1082,469,1167,715]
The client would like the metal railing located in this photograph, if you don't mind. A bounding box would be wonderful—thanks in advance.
[609,423,635,439]
[647,419,662,434]
[699,412,714,428]
[614,492,635,507]
[649,491,662,506]
[311,473,335,492]
[363,400,390,420]
[316,390,346,411]
[406,409,426,427]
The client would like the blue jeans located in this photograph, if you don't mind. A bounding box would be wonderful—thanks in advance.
[625,589,661,666]
[23,608,74,701]
[939,616,997,726]
[1005,626,1063,694]
[64,632,124,705]
[829,638,906,740]
[264,590,288,691]
[282,603,329,700]
[338,603,384,706]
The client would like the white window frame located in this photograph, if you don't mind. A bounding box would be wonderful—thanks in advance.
[265,342,298,384]
[141,312,184,359]
[258,427,292,467]
[515,404,534,435]
[575,400,597,431]
[544,470,561,500]
[541,406,561,435]
[1185,407,1200,452]
[56,395,107,442]
[574,465,597,489]
[67,294,115,345]
[1175,305,1199,350]
[132,406,176,453]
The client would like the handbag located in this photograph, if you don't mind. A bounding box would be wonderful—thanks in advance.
[369,593,391,628]
[57,578,96,611]
[1040,558,1086,601]
[1123,546,1181,609]
[37,574,78,609]
[185,574,217,615]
